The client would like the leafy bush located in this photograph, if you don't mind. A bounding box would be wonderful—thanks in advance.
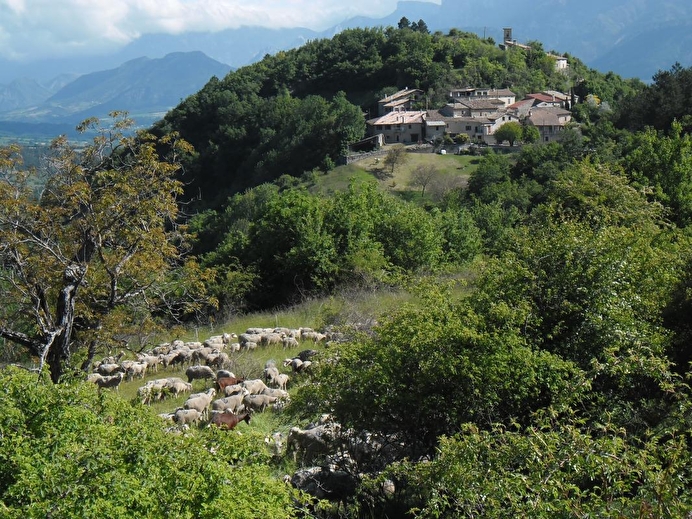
[0,367,299,519]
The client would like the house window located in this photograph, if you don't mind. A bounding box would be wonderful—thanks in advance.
[466,125,472,131]
[408,125,412,129]
[385,125,391,130]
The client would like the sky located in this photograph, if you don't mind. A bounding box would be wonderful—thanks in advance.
[0,0,440,62]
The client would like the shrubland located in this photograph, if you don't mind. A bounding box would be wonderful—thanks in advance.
[2,21,692,518]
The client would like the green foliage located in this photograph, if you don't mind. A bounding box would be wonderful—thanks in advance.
[521,123,540,143]
[153,24,623,212]
[0,114,208,382]
[0,367,299,519]
[191,181,479,311]
[619,121,692,226]
[383,144,408,176]
[384,413,692,518]
[614,62,692,132]
[294,283,585,459]
[493,121,523,145]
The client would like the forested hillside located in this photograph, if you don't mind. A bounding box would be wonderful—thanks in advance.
[152,25,642,211]
[3,22,692,518]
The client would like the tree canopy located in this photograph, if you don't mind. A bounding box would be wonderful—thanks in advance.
[0,113,209,382]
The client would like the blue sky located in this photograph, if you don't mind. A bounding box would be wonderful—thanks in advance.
[0,0,440,62]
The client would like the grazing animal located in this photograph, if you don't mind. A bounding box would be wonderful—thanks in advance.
[216,376,245,391]
[95,372,124,390]
[210,410,252,430]
[173,408,202,426]
[241,378,268,395]
[185,365,215,384]
[211,390,249,414]
[242,393,278,412]
[183,388,216,420]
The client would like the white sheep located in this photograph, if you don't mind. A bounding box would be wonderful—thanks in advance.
[242,393,278,412]
[241,378,268,395]
[96,362,122,376]
[95,372,124,390]
[137,353,162,373]
[275,373,290,391]
[260,332,283,346]
[222,383,245,397]
[183,388,216,420]
[211,389,249,413]
[165,379,193,398]
[241,341,258,351]
[124,361,148,381]
[282,336,300,349]
[261,387,289,400]
[137,379,168,404]
[173,408,203,426]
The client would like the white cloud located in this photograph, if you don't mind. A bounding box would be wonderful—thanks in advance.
[0,0,440,61]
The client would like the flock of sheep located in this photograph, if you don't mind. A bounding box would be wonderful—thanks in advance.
[86,323,397,504]
[87,326,330,432]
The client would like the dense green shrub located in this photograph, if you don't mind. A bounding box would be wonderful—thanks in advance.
[0,368,299,519]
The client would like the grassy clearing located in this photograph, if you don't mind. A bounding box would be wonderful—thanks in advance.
[109,286,415,422]
[313,146,478,200]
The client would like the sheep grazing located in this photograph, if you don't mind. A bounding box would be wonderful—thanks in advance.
[222,383,245,397]
[86,373,104,384]
[95,362,122,376]
[210,410,252,430]
[173,408,203,427]
[241,378,268,395]
[284,358,312,373]
[263,366,280,384]
[241,341,258,351]
[206,352,230,370]
[261,387,289,400]
[185,365,215,384]
[137,353,162,373]
[183,388,216,420]
[242,393,278,412]
[211,390,248,414]
[282,336,300,349]
[239,332,262,345]
[275,373,289,390]
[260,332,283,346]
[95,372,124,391]
[216,376,245,392]
[124,361,148,381]
[165,379,193,398]
[137,379,168,404]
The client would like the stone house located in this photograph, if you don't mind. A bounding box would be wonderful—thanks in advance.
[525,107,573,142]
[376,88,424,116]
[366,110,427,144]
[448,87,516,107]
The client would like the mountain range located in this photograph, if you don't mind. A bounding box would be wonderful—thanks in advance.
[1,0,691,134]
[0,52,230,130]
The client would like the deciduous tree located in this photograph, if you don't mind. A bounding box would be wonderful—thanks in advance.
[0,113,209,382]
[383,144,408,176]
[494,121,523,146]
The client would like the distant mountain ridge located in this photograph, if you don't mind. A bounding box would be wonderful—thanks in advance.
[1,0,690,88]
[0,51,231,126]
